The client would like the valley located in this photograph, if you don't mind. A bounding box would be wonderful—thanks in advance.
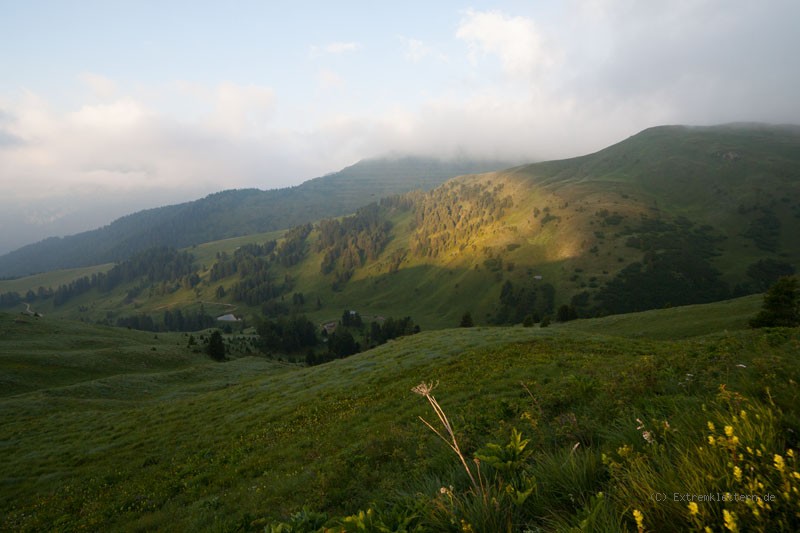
[1,124,799,532]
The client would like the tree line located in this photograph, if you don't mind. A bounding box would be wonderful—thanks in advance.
[0,247,197,309]
[409,181,513,258]
[315,203,393,288]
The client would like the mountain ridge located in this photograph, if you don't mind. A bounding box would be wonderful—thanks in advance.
[2,123,798,328]
[0,156,512,278]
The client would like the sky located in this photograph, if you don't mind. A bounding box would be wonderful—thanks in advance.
[1,0,799,254]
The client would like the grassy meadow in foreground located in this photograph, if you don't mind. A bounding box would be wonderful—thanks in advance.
[1,297,799,531]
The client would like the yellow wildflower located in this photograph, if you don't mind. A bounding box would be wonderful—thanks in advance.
[708,435,716,445]
[633,509,644,531]
[723,509,738,532]
[724,425,734,437]
[688,502,699,516]
[774,454,785,473]
[708,421,715,432]
[787,449,794,458]
[733,465,742,483]
[739,410,747,419]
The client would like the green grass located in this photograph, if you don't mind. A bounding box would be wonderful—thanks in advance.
[0,263,113,295]
[1,296,799,531]
[562,293,764,339]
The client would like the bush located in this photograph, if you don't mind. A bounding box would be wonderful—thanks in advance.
[750,276,800,328]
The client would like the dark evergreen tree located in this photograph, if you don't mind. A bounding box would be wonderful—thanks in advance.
[328,331,359,359]
[556,304,578,322]
[750,276,800,328]
[207,330,226,361]
[459,312,474,327]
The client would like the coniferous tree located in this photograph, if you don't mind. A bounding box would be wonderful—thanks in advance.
[207,330,226,361]
[750,276,800,328]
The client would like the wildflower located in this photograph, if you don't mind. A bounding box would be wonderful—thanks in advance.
[733,466,742,483]
[636,418,645,430]
[739,410,747,420]
[774,454,785,473]
[633,509,645,531]
[687,502,699,516]
[708,435,716,445]
[708,421,715,432]
[787,449,795,458]
[723,509,738,532]
[642,431,655,444]
[724,425,734,437]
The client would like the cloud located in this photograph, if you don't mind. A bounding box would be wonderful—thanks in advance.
[309,41,361,57]
[456,9,556,79]
[79,72,117,99]
[318,68,345,90]
[2,1,799,252]
[401,38,429,63]
[0,81,287,210]
[211,82,275,136]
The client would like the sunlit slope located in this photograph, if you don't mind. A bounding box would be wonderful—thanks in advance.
[0,157,510,278]
[1,299,797,531]
[283,124,800,325]
[3,124,798,328]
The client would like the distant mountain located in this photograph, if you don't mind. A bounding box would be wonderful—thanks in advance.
[189,123,798,325]
[5,124,800,328]
[0,156,512,277]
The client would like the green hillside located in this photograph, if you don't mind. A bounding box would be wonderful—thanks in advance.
[1,295,798,531]
[3,124,798,333]
[0,157,510,278]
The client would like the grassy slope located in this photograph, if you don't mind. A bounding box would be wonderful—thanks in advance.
[0,263,113,295]
[2,294,798,531]
[4,125,799,331]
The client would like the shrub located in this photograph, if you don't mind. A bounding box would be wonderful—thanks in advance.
[750,276,800,328]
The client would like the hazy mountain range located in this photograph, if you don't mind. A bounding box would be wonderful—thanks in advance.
[0,156,512,278]
[3,123,798,328]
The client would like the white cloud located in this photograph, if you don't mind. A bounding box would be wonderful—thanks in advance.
[79,72,117,99]
[456,9,556,79]
[318,68,345,90]
[2,1,799,252]
[212,82,275,136]
[309,41,361,57]
[402,38,429,63]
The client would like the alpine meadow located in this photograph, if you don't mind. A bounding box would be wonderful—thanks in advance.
[2,2,800,531]
[2,123,800,532]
